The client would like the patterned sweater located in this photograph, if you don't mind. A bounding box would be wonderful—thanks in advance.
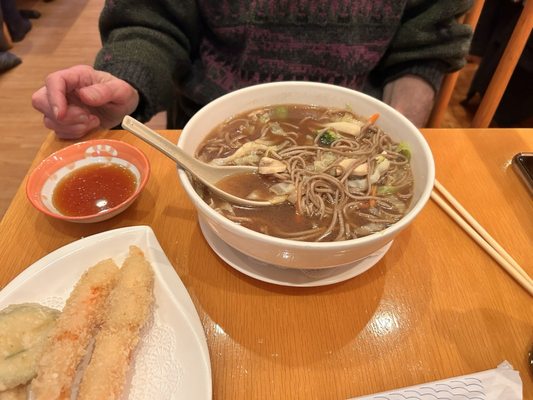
[95,0,472,127]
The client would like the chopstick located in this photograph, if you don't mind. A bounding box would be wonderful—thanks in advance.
[431,179,533,296]
[434,181,531,281]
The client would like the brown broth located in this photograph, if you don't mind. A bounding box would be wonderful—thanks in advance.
[52,163,137,216]
[196,104,414,241]
[216,172,274,199]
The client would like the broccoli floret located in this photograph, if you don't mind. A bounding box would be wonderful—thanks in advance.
[318,129,339,146]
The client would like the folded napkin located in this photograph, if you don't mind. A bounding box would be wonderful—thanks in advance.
[350,361,522,400]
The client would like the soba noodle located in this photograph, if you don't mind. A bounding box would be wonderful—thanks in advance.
[195,104,414,242]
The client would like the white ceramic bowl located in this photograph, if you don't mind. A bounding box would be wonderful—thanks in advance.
[178,82,434,269]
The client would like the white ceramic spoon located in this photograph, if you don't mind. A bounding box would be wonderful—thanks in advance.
[121,115,274,207]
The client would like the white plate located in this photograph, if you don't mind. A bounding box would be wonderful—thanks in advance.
[0,226,212,400]
[199,218,392,287]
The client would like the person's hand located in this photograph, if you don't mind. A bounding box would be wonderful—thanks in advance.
[383,75,435,128]
[32,65,140,139]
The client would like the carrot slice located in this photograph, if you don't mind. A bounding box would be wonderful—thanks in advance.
[369,185,377,208]
[367,113,380,125]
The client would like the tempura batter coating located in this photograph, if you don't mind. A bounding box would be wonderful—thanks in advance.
[31,259,119,400]
[77,246,154,400]
[0,304,59,391]
[0,384,28,400]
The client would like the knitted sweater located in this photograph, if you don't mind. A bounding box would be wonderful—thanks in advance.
[95,0,472,126]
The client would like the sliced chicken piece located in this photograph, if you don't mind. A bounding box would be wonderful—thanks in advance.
[337,159,368,177]
[321,121,363,136]
[210,142,271,165]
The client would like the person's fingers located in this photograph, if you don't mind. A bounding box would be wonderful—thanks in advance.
[31,86,53,116]
[33,86,98,126]
[58,104,95,126]
[43,115,100,139]
[34,65,137,137]
[75,84,108,107]
[77,79,137,108]
[44,65,97,120]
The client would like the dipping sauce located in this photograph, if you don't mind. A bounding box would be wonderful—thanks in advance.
[52,163,137,216]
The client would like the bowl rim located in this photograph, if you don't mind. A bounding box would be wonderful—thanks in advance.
[26,138,151,222]
[178,81,435,249]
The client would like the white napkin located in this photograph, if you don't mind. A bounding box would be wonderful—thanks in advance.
[350,361,522,400]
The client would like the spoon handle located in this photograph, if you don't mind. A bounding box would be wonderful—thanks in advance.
[121,116,273,207]
[121,115,198,174]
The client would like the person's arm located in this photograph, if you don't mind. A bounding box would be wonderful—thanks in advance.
[94,0,201,122]
[383,74,436,128]
[376,0,473,127]
[31,1,200,138]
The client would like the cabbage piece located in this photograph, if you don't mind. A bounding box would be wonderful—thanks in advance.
[269,182,295,196]
[246,190,287,204]
[258,157,287,174]
[395,141,411,160]
[312,152,338,172]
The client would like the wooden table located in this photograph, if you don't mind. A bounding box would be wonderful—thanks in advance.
[1,128,532,399]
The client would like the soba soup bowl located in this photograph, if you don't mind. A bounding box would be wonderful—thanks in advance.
[178,81,435,270]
